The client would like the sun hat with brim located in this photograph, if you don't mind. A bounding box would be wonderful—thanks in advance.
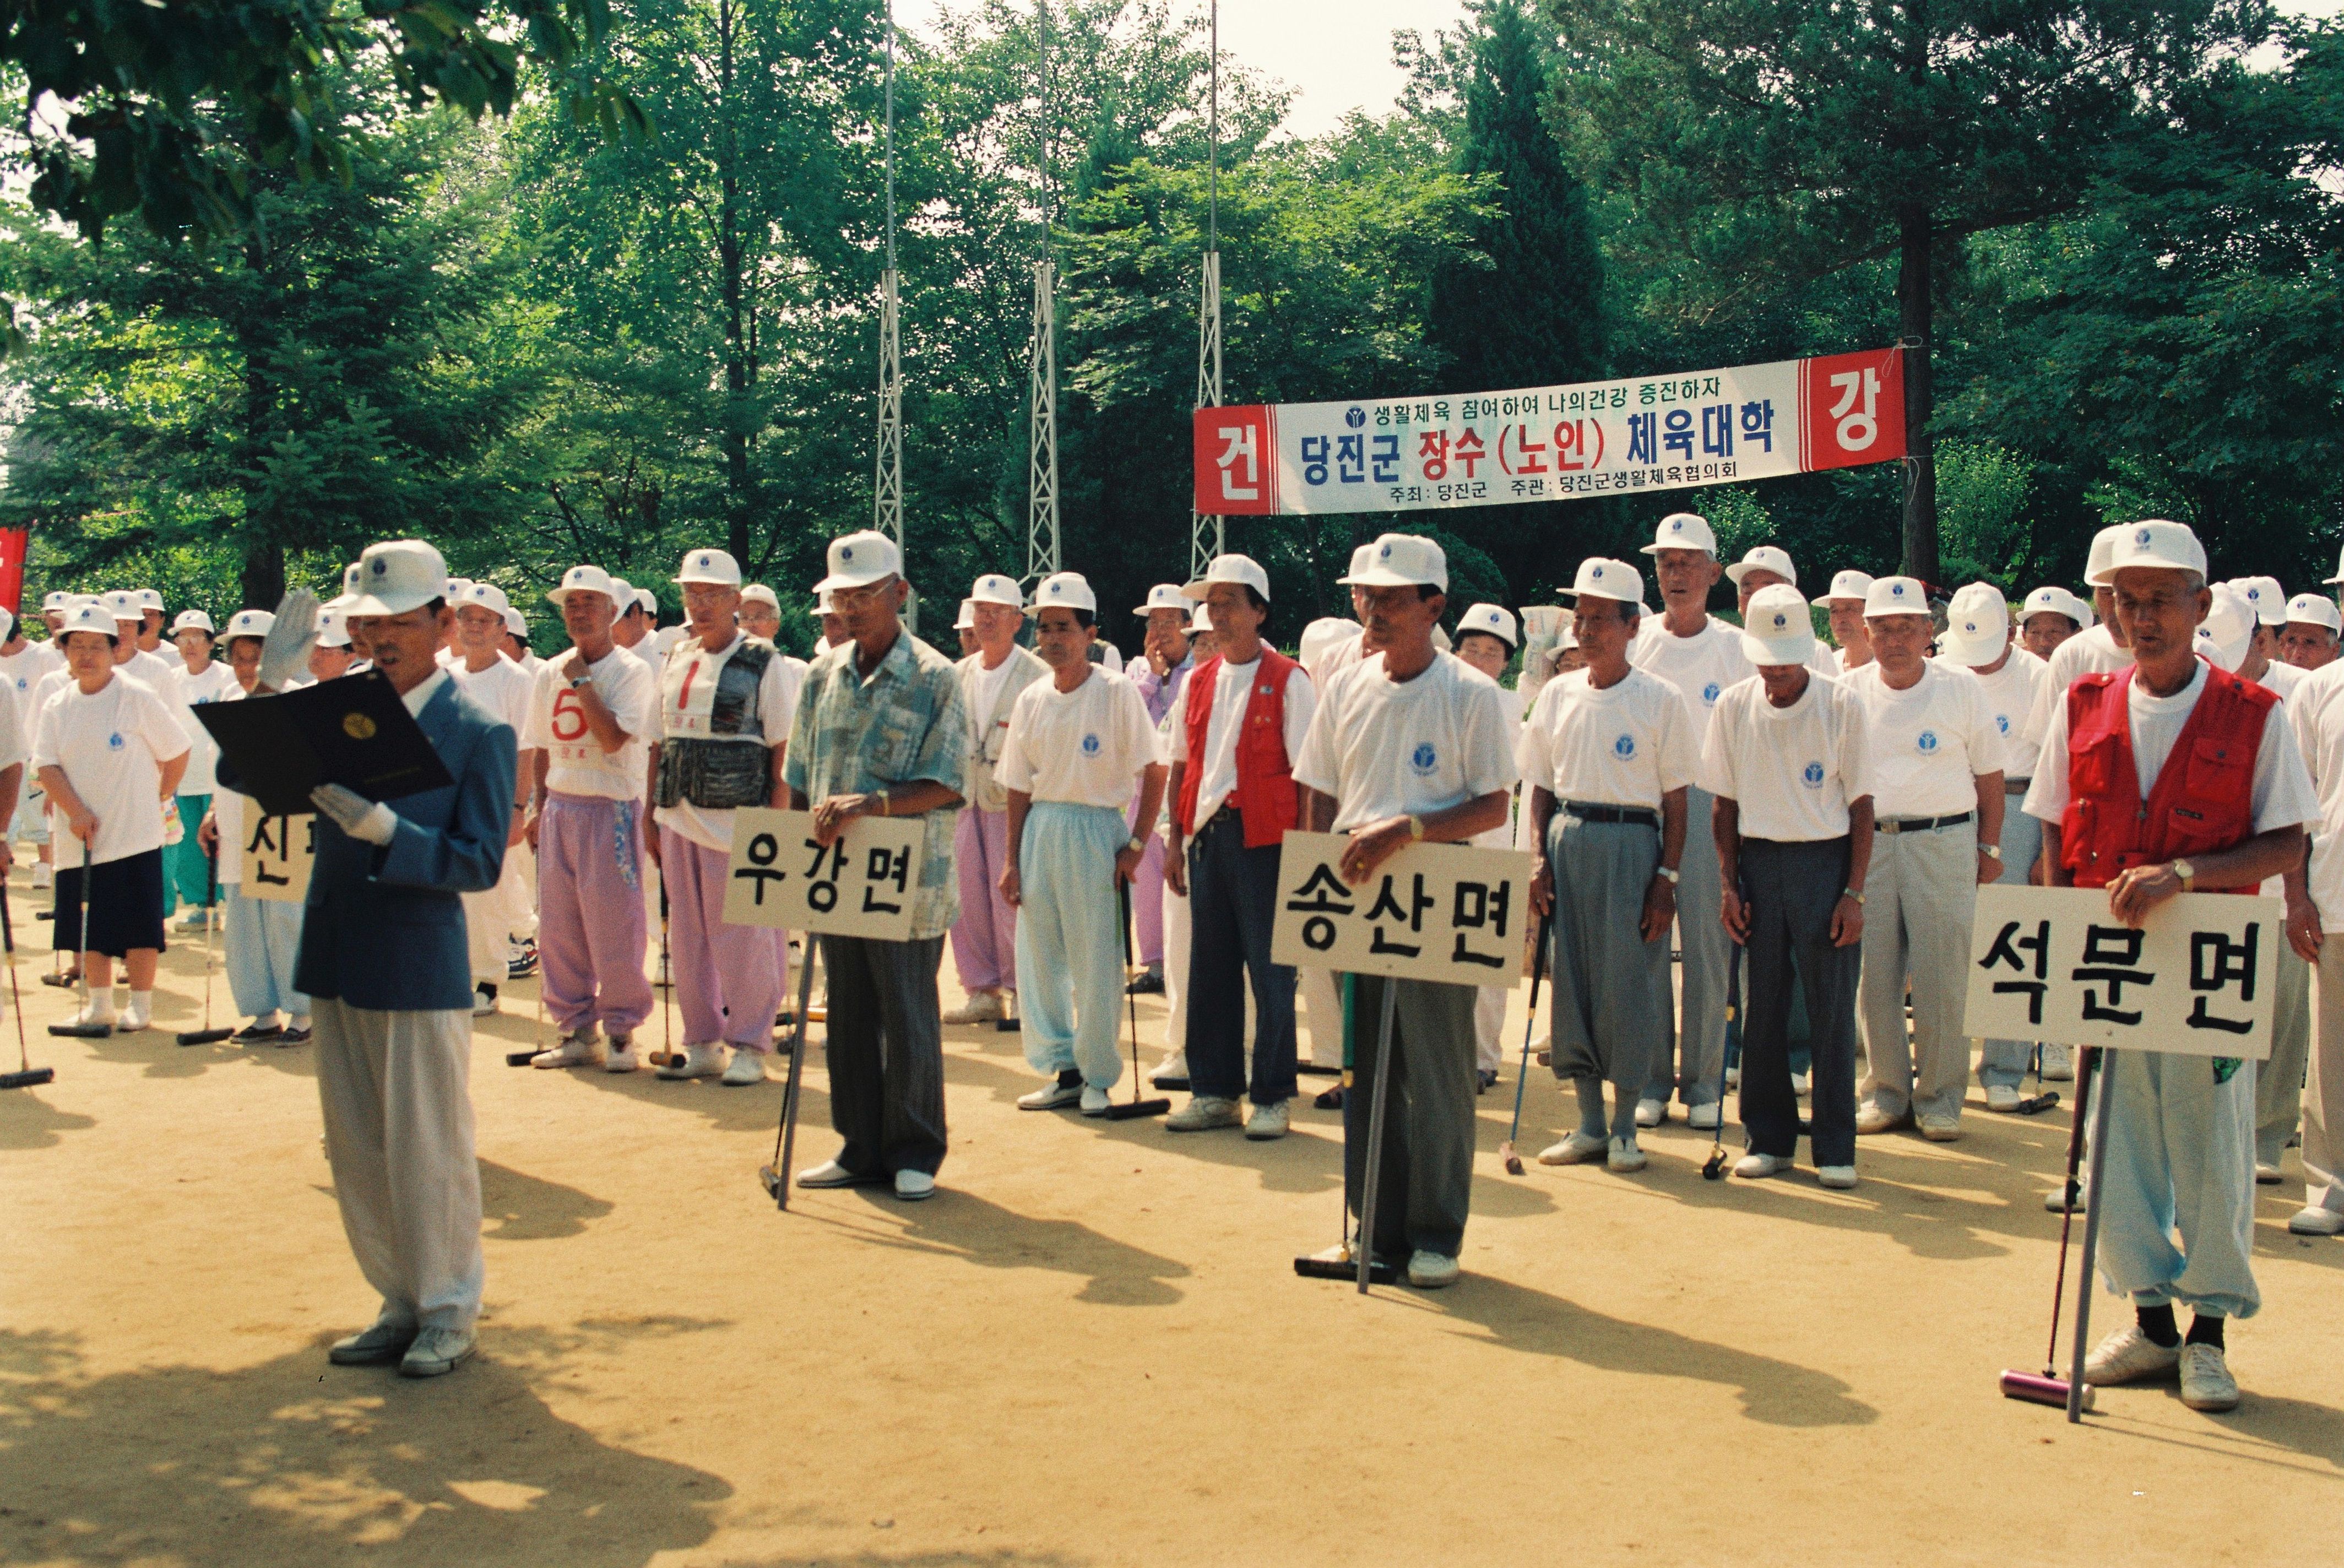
[1134,583,1189,617]
[2021,585,2088,627]
[969,573,1024,610]
[504,607,529,638]
[607,577,635,605]
[1739,584,1817,666]
[1189,603,1213,633]
[677,549,745,589]
[1185,552,1275,600]
[635,589,658,616]
[1938,583,2011,666]
[1299,617,1360,668]
[460,582,513,616]
[1864,576,1930,618]
[1457,603,1519,648]
[1028,572,1098,616]
[170,610,215,636]
[812,531,896,594]
[1725,545,1798,588]
[1562,557,1643,607]
[58,603,118,642]
[1640,512,1718,557]
[741,583,780,610]
[953,598,979,631]
[2091,520,2205,586]
[2286,593,2343,633]
[1338,535,1448,592]
[1825,569,1874,604]
[104,590,142,623]
[225,609,276,641]
[546,565,617,607]
[41,592,68,613]
[314,609,352,649]
[345,539,451,617]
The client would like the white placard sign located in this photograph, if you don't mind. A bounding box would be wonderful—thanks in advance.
[242,813,317,905]
[721,808,925,940]
[1963,885,2278,1059]
[1271,832,1537,987]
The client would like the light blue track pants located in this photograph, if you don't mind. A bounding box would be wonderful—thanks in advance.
[1012,802,1127,1091]
[2096,1049,2260,1321]
[1977,807,2042,1089]
[225,885,308,1021]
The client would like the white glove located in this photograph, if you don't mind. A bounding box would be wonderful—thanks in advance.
[311,783,397,846]
[259,589,321,692]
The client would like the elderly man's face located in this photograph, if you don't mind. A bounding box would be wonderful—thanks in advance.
[1866,612,1933,673]
[455,604,505,654]
[2112,568,2209,667]
[1735,568,1789,612]
[1651,548,1718,607]
[740,601,782,641]
[1455,631,1510,681]
[352,603,454,687]
[2281,621,2339,669]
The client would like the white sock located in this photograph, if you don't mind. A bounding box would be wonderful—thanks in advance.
[85,992,117,1022]
[127,990,153,1019]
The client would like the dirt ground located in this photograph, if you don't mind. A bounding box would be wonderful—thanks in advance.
[4,852,2340,1568]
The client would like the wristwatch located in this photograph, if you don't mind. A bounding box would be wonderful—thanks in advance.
[1843,887,1866,905]
[1127,836,1147,854]
[569,674,593,690]
[1407,815,1426,840]
[1653,865,1681,885]
[1982,844,2003,861]
[2172,858,2195,891]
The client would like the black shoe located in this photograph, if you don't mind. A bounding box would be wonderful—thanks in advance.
[1124,970,1164,995]
[1477,1069,1497,1094]
[232,1021,285,1044]
[1314,1084,1345,1110]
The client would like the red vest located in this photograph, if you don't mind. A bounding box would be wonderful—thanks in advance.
[1173,645,1301,847]
[2059,663,2272,891]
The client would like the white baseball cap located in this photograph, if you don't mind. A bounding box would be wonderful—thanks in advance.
[1740,584,1817,666]
[2083,524,2129,589]
[134,588,164,612]
[1564,557,1643,607]
[953,597,979,631]
[1028,572,1098,616]
[447,577,475,601]
[1640,512,1718,556]
[1864,576,1930,618]
[679,547,745,588]
[346,539,452,617]
[1189,602,1213,633]
[970,572,1024,610]
[741,583,780,611]
[325,562,363,611]
[2237,576,2287,626]
[225,609,276,641]
[2091,520,2205,585]
[2324,546,2344,587]
[104,589,142,623]
[1457,603,1518,648]
[2286,592,2343,633]
[1299,616,1361,668]
[1346,542,1377,581]
[503,606,529,638]
[607,576,635,606]
[170,610,215,636]
[546,564,617,606]
[1187,552,1275,600]
[1938,583,2011,665]
[460,581,512,615]
[314,609,352,649]
[2195,583,2253,671]
[40,591,67,613]
[813,531,898,593]
[1725,545,1798,588]
[58,602,119,641]
[1339,534,1448,592]
[2021,585,2088,627]
[1133,583,1189,617]
[0,607,14,641]
[634,588,658,617]
[1825,569,1874,604]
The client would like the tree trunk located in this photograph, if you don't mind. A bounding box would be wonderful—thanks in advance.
[1896,202,1938,587]
[236,240,286,610]
[717,0,752,566]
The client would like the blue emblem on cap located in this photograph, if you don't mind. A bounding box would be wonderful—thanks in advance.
[1592,566,1604,579]
[1613,734,1636,761]
[1802,761,1825,788]
[1890,582,1905,596]
[1918,729,1940,754]
[1702,681,1721,704]
[1050,583,1062,595]
[2135,528,2152,545]
[1409,742,1437,775]
[837,549,849,562]
[1672,519,1684,531]
[1381,543,1393,559]
[372,558,387,576]
[1081,733,1101,756]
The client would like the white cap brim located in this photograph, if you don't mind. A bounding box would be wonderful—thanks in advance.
[545,585,614,606]
[1939,629,2008,665]
[1337,566,1445,590]
[813,566,889,593]
[1740,628,1815,666]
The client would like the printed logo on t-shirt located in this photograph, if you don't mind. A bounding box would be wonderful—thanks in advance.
[1802,761,1826,789]
[1701,681,1721,705]
[1612,733,1636,762]
[106,733,124,751]
[1408,742,1438,777]
[1081,733,1102,757]
[1996,713,2011,734]
[1917,729,1940,755]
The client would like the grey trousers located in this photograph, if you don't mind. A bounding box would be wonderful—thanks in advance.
[1858,818,1978,1122]
[1547,812,1671,1138]
[2255,940,2312,1167]
[313,997,484,1333]
[1345,974,1478,1260]
[1977,805,2042,1088]
[2299,947,2344,1215]
[1648,784,1728,1108]
[821,934,949,1178]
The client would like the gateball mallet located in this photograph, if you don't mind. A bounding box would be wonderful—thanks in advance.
[176,842,233,1046]
[1105,879,1170,1120]
[2014,1041,2062,1116]
[0,856,52,1088]
[1293,975,1401,1287]
[48,839,109,1039]
[1701,910,1744,1180]
[2001,1045,2103,1414]
[1498,914,1552,1175]
[759,939,820,1207]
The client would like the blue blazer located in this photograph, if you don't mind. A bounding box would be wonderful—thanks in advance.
[221,677,517,1012]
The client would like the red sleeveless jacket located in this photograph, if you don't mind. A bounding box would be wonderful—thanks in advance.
[1173,645,1301,848]
[2058,663,2272,892]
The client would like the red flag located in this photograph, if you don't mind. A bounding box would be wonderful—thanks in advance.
[0,528,29,616]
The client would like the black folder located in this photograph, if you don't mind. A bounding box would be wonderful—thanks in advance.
[193,669,453,817]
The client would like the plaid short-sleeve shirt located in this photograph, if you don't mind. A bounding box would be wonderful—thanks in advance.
[783,630,970,939]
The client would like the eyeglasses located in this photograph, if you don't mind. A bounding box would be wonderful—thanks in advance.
[828,578,896,608]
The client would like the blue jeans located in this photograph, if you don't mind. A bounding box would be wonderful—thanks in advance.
[1182,811,1297,1106]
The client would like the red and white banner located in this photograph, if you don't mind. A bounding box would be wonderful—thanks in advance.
[0,527,28,615]
[1192,347,1906,517]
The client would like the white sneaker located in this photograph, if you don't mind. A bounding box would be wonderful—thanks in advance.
[1537,1131,1608,1165]
[1406,1250,1460,1289]
[1725,1066,1741,1089]
[1792,1070,1811,1098]
[795,1157,865,1189]
[30,862,51,889]
[604,1033,638,1073]
[175,909,210,932]
[1985,1083,2022,1113]
[1817,1165,1858,1189]
[1165,1094,1242,1132]
[531,1029,603,1069]
[397,1325,477,1379]
[1688,1103,1721,1131]
[943,991,1005,1025]
[471,986,497,1018]
[2041,1044,2075,1082]
[1855,1103,1904,1135]
[2288,1206,2344,1235]
[656,1041,725,1079]
[2045,1181,2087,1214]
[2178,1342,2240,1412]
[1149,1050,1189,1087]
[720,1048,766,1086]
[118,997,153,1032]
[1018,1076,1083,1111]
[1734,1152,1794,1180]
[1918,1114,1962,1142]
[2254,1162,2281,1185]
[1244,1100,1290,1141]
[893,1169,936,1201]
[1607,1136,1647,1173]
[1634,1098,1666,1128]
[2083,1325,2181,1386]
[1079,1086,1110,1116]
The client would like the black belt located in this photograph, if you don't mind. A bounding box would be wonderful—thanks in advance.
[2003,777,2032,795]
[1562,802,1659,829]
[1878,811,1975,835]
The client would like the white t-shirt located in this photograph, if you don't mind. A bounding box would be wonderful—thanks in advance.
[0,642,63,751]
[32,673,191,864]
[1700,671,1873,843]
[1943,647,2047,782]
[451,653,535,736]
[997,667,1159,809]
[1843,660,2004,818]
[129,648,179,693]
[523,645,656,801]
[1164,653,1318,826]
[1293,652,1518,832]
[967,650,1021,732]
[2290,661,2344,927]
[2027,663,2317,844]
[0,681,26,779]
[1310,630,1368,686]
[2252,658,2306,704]
[169,659,239,796]
[1629,614,1754,753]
[2022,622,2133,753]
[1516,666,1695,811]
[652,634,801,853]
[648,625,690,665]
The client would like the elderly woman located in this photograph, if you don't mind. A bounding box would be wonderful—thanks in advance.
[35,600,191,1032]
